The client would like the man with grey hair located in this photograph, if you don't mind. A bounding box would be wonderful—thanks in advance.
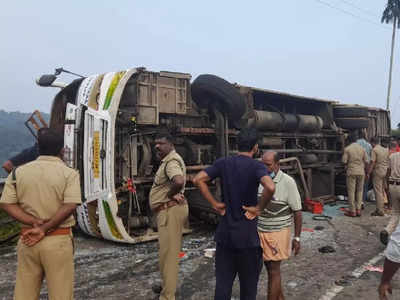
[257,151,302,300]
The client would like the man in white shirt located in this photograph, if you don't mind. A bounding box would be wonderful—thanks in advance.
[257,151,302,300]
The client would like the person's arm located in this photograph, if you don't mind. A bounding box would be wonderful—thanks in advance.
[2,160,14,174]
[40,204,78,233]
[165,160,185,202]
[243,175,275,218]
[379,258,400,300]
[292,210,302,255]
[0,203,44,226]
[342,149,348,166]
[22,204,77,246]
[22,170,82,246]
[9,144,39,168]
[193,170,226,215]
[368,149,377,178]
[167,175,185,202]
[0,172,42,225]
[258,175,275,211]
[386,166,391,192]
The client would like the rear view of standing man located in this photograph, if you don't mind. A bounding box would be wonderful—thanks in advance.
[368,137,390,216]
[342,134,368,217]
[194,128,275,300]
[356,131,372,206]
[149,133,188,300]
[0,128,81,300]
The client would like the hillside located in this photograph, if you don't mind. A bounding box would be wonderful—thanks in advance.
[0,110,50,177]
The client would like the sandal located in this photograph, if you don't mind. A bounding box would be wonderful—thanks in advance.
[371,211,385,217]
[344,211,356,217]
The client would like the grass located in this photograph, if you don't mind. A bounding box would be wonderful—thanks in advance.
[0,209,19,246]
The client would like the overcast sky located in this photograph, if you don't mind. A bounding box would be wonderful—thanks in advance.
[1,1,399,125]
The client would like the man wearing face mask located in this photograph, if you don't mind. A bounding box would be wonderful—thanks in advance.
[149,132,188,300]
[257,151,302,300]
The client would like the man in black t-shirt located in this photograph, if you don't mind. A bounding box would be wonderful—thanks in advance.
[194,128,275,300]
[2,144,39,174]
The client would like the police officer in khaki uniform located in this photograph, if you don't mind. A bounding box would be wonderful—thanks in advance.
[0,128,81,300]
[368,136,390,216]
[342,134,368,217]
[149,132,188,300]
[381,142,400,245]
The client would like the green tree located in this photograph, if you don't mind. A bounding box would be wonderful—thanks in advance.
[382,0,400,110]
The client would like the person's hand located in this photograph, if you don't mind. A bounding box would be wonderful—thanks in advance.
[242,205,261,220]
[383,180,388,190]
[31,218,48,228]
[171,193,185,204]
[2,160,14,174]
[292,240,300,256]
[379,282,392,300]
[21,227,45,247]
[212,202,226,216]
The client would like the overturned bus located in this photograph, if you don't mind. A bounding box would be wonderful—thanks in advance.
[15,67,390,243]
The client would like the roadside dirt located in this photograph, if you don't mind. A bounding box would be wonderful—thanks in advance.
[0,202,397,300]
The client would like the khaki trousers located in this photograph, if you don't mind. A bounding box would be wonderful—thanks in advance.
[346,174,364,213]
[373,174,386,214]
[14,234,74,300]
[157,204,189,300]
[386,184,400,234]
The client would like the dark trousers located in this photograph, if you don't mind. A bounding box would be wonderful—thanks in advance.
[214,243,263,300]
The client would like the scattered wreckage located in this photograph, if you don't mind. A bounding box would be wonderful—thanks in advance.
[0,67,391,243]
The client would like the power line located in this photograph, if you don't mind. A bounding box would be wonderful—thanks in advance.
[338,0,379,18]
[313,0,390,30]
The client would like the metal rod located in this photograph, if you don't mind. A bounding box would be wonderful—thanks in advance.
[265,149,342,154]
[279,157,311,200]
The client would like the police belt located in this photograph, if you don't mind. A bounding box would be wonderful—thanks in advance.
[153,199,187,213]
[389,180,400,186]
[20,227,71,236]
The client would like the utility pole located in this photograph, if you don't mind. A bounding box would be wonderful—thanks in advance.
[387,17,397,111]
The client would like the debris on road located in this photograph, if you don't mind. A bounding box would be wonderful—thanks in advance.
[204,248,216,258]
[364,265,383,273]
[318,246,336,253]
[312,215,332,221]
[335,279,352,287]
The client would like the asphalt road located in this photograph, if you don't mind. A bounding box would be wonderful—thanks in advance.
[0,201,398,300]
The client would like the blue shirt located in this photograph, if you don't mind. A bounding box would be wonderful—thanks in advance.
[205,155,269,249]
[10,144,39,167]
[356,138,372,162]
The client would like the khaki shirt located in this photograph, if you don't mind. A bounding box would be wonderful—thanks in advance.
[0,156,81,228]
[371,145,389,177]
[149,150,186,210]
[389,152,400,180]
[342,143,368,176]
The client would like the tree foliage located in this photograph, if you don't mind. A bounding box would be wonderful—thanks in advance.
[382,0,400,27]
